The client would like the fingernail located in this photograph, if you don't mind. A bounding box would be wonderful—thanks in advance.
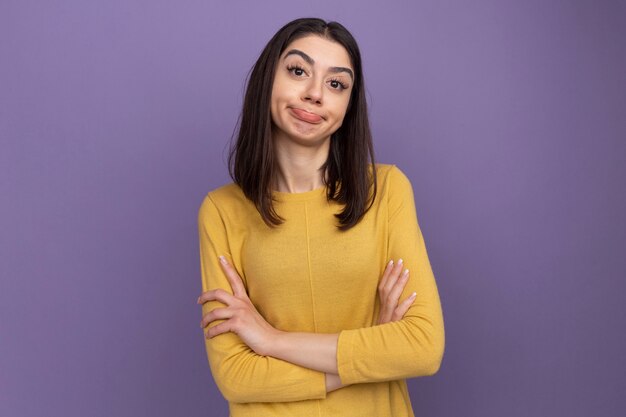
[404,269,409,276]
[410,292,417,299]
[219,256,227,265]
[398,259,403,265]
[388,260,394,267]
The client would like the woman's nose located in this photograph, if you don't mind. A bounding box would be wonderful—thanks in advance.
[302,79,323,104]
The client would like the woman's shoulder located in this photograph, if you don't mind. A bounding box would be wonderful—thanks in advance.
[373,163,395,175]
[373,163,411,186]
[376,164,414,207]
[199,182,249,215]
[207,182,243,199]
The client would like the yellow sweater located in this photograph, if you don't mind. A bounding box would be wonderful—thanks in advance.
[198,164,445,417]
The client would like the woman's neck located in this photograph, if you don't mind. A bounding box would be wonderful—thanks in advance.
[273,135,330,193]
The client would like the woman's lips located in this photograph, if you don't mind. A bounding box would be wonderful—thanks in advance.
[290,108,323,124]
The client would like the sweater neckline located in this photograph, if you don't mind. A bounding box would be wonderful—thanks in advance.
[271,185,327,202]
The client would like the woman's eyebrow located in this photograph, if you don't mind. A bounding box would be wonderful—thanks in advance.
[284,49,354,81]
[284,49,315,65]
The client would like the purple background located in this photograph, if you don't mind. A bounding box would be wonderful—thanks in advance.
[2,1,625,416]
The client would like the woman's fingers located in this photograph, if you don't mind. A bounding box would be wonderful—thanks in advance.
[383,259,404,294]
[391,292,417,321]
[377,260,395,293]
[218,256,248,299]
[377,259,413,325]
[379,259,404,294]
[197,288,236,306]
[377,259,404,323]
[386,268,409,307]
[378,259,403,304]
[201,307,233,328]
[206,320,232,338]
[196,256,248,305]
[197,257,278,350]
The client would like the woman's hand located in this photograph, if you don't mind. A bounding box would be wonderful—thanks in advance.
[376,259,416,324]
[198,256,278,356]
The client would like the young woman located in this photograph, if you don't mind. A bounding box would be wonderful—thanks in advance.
[197,17,444,417]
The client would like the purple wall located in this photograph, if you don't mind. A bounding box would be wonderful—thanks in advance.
[2,1,625,416]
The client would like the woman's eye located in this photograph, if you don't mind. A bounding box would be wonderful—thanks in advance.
[329,79,347,90]
[288,65,306,77]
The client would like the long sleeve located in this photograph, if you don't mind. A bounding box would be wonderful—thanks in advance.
[336,166,445,385]
[198,194,327,403]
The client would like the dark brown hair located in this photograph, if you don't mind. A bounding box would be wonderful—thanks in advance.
[228,17,377,231]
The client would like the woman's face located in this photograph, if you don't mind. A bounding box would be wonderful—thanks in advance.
[270,35,354,147]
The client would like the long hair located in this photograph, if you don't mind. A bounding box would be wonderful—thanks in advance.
[228,17,377,231]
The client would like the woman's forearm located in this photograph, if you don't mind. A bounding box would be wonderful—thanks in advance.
[325,373,344,392]
[264,330,339,374]
[264,331,345,392]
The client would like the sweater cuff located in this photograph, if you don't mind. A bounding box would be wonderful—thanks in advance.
[310,369,328,400]
[337,330,357,385]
